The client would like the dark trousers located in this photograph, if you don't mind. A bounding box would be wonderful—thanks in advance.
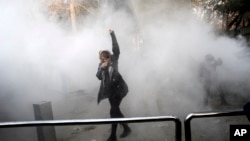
[108,94,124,137]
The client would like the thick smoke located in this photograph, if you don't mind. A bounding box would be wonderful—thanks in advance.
[0,0,250,140]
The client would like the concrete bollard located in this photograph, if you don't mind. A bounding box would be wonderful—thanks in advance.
[33,101,57,141]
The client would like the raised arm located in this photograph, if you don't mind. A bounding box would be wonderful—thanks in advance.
[109,29,120,61]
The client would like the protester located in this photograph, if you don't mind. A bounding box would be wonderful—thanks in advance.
[96,29,131,141]
[199,54,223,106]
[243,102,250,122]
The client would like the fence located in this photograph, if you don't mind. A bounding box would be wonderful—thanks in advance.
[0,116,182,141]
[0,110,248,141]
[184,110,246,141]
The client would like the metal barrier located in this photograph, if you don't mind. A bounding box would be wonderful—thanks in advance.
[184,110,246,141]
[0,116,182,141]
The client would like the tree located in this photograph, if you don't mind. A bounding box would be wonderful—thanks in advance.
[215,0,250,31]
[192,0,250,31]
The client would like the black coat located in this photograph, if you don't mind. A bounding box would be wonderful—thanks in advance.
[96,31,128,104]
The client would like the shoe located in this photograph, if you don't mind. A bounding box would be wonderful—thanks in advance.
[120,127,131,138]
[107,135,117,141]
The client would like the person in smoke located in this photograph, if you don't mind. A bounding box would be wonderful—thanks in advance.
[243,102,250,122]
[199,54,224,106]
[96,29,131,141]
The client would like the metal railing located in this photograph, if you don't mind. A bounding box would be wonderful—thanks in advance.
[0,116,182,141]
[3,109,247,141]
[184,110,246,141]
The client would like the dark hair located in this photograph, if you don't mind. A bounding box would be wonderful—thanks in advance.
[99,50,111,60]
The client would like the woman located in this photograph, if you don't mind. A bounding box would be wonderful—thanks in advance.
[96,29,131,141]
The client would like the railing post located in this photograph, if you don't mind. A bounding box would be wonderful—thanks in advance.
[184,114,193,141]
[175,118,182,141]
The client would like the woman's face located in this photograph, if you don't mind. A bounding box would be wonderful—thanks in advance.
[100,55,110,63]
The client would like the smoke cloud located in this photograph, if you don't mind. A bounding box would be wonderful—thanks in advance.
[0,0,250,140]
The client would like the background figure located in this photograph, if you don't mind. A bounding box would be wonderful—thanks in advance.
[96,29,131,141]
[243,102,250,122]
[199,54,223,106]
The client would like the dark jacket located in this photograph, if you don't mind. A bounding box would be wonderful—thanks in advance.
[96,31,128,104]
